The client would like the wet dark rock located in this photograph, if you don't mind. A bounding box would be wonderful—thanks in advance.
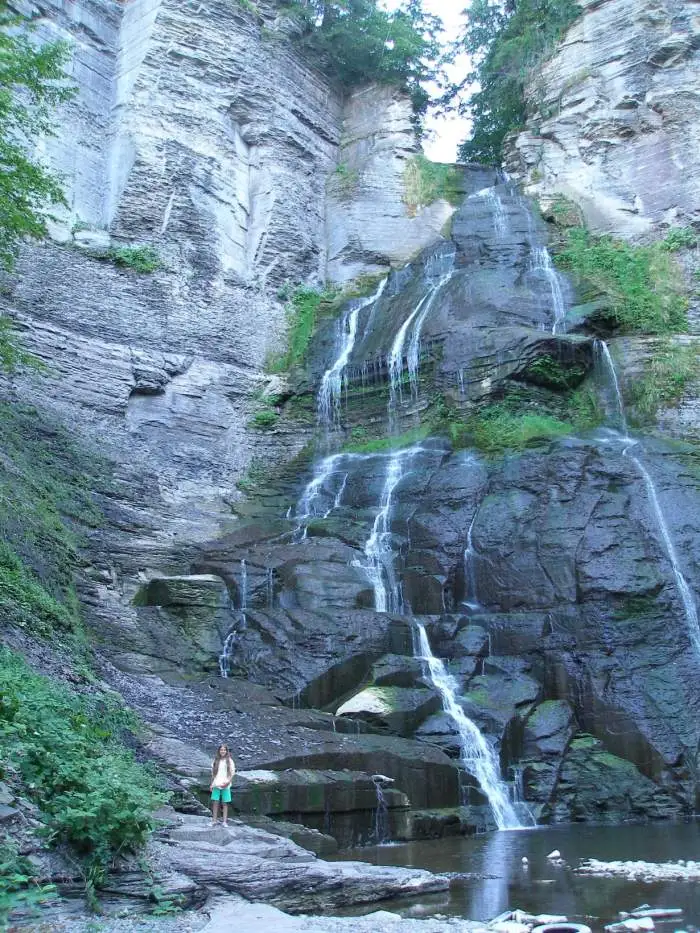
[548,734,684,822]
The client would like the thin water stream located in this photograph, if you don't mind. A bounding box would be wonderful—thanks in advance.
[594,340,700,653]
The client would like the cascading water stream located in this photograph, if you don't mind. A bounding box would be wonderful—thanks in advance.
[219,559,248,678]
[594,339,629,435]
[293,452,350,541]
[318,278,387,429]
[362,446,421,613]
[371,775,390,844]
[463,513,481,611]
[414,623,524,831]
[357,441,529,829]
[389,251,456,414]
[595,340,700,653]
[531,246,566,335]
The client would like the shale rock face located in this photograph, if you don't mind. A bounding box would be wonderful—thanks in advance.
[0,0,451,672]
[506,0,700,235]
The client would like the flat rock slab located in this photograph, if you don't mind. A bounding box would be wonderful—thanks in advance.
[157,816,448,912]
[203,895,486,932]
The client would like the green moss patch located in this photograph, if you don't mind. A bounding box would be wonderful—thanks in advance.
[554,228,688,334]
[0,403,103,638]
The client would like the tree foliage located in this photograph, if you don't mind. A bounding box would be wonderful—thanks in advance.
[0,648,165,881]
[1,5,73,367]
[451,0,580,164]
[283,0,441,114]
[0,5,72,269]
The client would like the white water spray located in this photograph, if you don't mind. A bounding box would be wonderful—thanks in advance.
[464,513,481,611]
[363,447,421,613]
[219,559,248,678]
[293,453,349,540]
[389,252,456,412]
[414,623,526,830]
[318,279,387,428]
[531,246,566,335]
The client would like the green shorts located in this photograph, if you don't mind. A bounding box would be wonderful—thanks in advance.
[211,786,232,803]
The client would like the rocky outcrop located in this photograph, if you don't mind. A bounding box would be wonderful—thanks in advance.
[506,0,700,237]
[326,86,456,283]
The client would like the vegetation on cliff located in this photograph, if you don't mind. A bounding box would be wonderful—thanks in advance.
[554,228,689,335]
[450,0,580,163]
[282,0,441,114]
[0,405,165,917]
[0,648,165,914]
[0,6,73,365]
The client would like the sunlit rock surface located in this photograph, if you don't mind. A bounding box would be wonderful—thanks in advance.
[506,0,700,236]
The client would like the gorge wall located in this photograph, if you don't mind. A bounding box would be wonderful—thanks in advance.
[506,0,700,238]
[2,0,700,876]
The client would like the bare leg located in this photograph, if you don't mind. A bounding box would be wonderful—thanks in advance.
[211,800,219,824]
[222,803,229,825]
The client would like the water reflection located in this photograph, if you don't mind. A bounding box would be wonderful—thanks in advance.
[338,822,700,925]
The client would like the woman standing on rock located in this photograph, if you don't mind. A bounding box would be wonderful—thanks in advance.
[210,743,235,827]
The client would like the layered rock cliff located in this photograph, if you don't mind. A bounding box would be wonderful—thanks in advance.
[3,0,700,917]
[506,0,700,238]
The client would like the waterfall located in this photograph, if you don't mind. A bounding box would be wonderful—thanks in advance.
[473,186,507,238]
[463,512,481,611]
[318,278,387,428]
[363,447,421,613]
[389,251,455,412]
[371,776,389,844]
[530,246,566,335]
[626,452,700,654]
[414,623,525,831]
[218,629,238,678]
[595,341,700,654]
[219,559,248,678]
[293,452,349,541]
[594,339,629,435]
[266,565,274,609]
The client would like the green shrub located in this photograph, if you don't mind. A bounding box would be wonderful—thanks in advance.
[403,155,462,216]
[452,406,573,455]
[108,246,161,273]
[660,227,697,252]
[342,424,431,454]
[0,543,75,637]
[0,839,56,926]
[554,228,688,334]
[626,340,700,423]
[522,353,586,390]
[0,648,164,876]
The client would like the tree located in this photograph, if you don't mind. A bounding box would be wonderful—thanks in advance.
[285,0,442,116]
[0,4,72,367]
[446,0,579,164]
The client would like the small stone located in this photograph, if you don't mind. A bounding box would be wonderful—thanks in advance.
[0,804,18,823]
[0,783,14,806]
[547,849,562,859]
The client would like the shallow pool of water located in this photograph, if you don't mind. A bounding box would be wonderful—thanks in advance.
[336,822,700,929]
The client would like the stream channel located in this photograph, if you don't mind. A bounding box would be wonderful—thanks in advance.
[335,822,700,927]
